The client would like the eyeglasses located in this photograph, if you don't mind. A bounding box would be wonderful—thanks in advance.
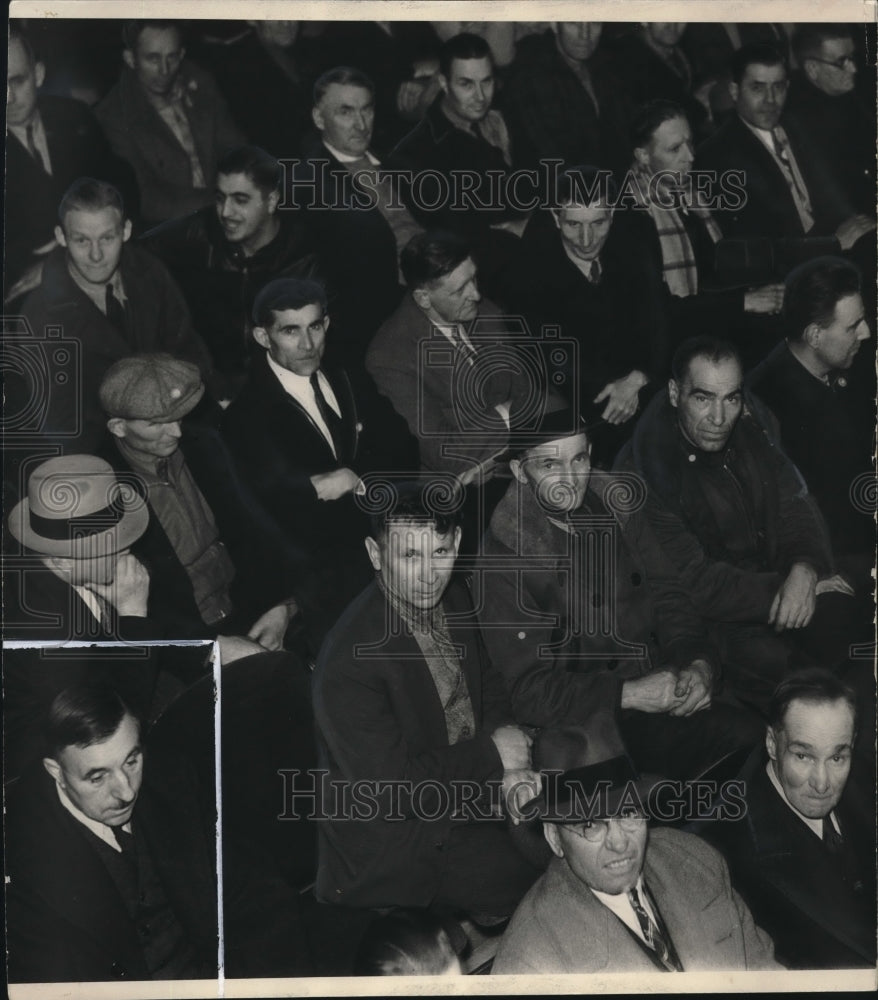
[566,813,647,842]
[808,55,856,71]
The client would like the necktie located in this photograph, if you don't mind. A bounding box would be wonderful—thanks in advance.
[628,886,682,972]
[452,325,478,366]
[111,824,137,873]
[589,259,601,284]
[823,814,844,855]
[770,127,814,229]
[25,123,48,173]
[105,284,127,333]
[310,371,344,459]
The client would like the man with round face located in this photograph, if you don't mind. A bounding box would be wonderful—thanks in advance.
[55,202,132,290]
[312,486,542,916]
[215,169,280,257]
[492,725,778,973]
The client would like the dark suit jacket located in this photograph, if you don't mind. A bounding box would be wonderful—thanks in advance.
[695,113,851,240]
[313,577,512,909]
[498,209,669,454]
[17,244,213,457]
[747,340,875,559]
[500,30,633,176]
[292,134,407,359]
[95,61,246,226]
[101,422,303,639]
[388,95,521,235]
[5,758,219,983]
[222,352,415,648]
[723,760,876,969]
[785,72,876,216]
[4,95,137,290]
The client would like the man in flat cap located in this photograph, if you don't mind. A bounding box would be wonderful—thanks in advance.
[492,722,780,974]
[5,454,154,641]
[99,352,302,655]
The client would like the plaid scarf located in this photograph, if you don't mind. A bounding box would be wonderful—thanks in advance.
[632,166,723,298]
[379,578,476,744]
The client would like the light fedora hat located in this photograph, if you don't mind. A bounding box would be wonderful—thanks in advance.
[9,455,148,559]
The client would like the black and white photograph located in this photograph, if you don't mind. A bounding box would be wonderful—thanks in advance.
[2,1,876,994]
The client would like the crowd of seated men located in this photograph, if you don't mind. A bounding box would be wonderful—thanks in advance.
[2,16,875,982]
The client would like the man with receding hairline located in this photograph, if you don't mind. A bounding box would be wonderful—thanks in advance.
[722,669,876,968]
[617,335,862,714]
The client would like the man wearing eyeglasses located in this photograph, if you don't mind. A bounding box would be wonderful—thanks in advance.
[493,724,780,974]
[786,25,876,216]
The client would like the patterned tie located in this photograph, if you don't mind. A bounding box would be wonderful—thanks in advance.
[105,284,128,333]
[310,371,344,459]
[770,127,815,229]
[823,814,844,855]
[628,886,682,972]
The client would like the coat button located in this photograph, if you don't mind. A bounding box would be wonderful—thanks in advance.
[434,841,444,851]
[607,659,618,671]
[631,572,642,586]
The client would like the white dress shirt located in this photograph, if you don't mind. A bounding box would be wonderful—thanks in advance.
[591,875,659,945]
[56,782,132,853]
[766,761,841,839]
[266,353,341,456]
